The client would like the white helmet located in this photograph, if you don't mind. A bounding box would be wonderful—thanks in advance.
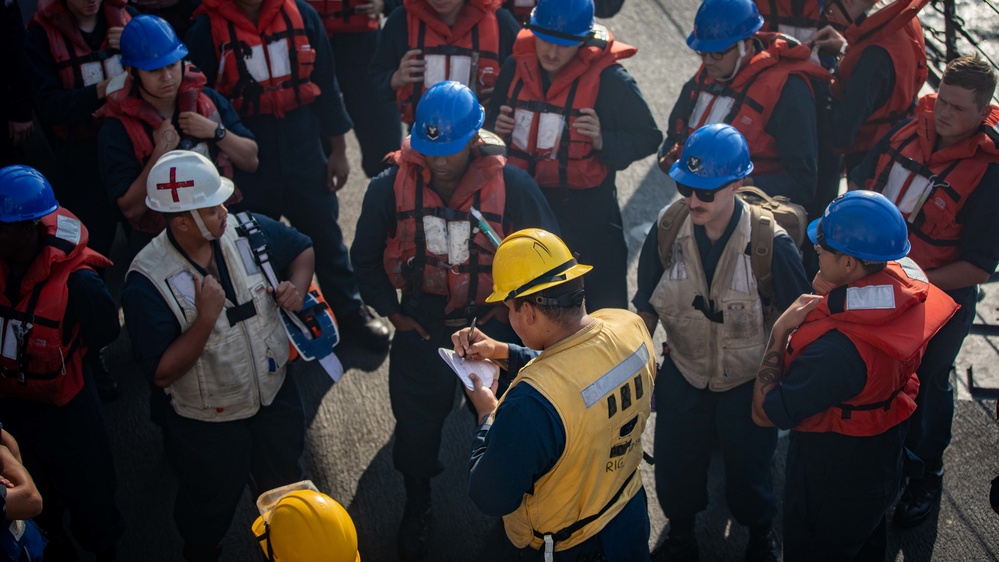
[146,150,233,213]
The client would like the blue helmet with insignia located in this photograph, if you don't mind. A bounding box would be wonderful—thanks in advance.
[0,165,58,222]
[411,81,485,157]
[669,123,754,190]
[808,191,910,262]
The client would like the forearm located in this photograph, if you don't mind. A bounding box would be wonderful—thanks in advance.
[287,247,316,299]
[638,311,658,338]
[328,134,347,158]
[153,316,215,388]
[1,450,42,520]
[118,149,166,222]
[926,260,991,291]
[752,325,793,427]
[217,132,258,172]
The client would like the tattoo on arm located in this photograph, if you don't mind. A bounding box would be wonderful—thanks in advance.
[757,331,786,394]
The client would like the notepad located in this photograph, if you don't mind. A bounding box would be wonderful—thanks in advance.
[438,348,499,391]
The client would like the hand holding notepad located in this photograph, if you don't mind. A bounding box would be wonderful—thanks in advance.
[438,348,499,391]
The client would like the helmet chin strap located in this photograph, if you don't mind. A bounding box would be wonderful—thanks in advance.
[719,41,748,83]
[189,209,217,241]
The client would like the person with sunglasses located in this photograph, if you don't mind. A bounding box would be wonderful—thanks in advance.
[751,191,957,561]
[658,0,829,209]
[634,124,810,562]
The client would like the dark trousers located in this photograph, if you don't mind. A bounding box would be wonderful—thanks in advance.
[905,291,975,472]
[782,425,905,562]
[232,115,363,316]
[389,299,516,482]
[541,180,628,312]
[162,374,305,548]
[653,357,777,526]
[1,371,124,555]
[331,31,402,178]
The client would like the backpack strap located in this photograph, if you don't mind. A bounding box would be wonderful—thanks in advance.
[656,199,690,270]
[748,204,776,304]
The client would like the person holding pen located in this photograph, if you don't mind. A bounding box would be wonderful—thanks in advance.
[453,228,657,561]
[350,81,557,560]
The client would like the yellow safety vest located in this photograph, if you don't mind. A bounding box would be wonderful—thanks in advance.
[500,309,656,551]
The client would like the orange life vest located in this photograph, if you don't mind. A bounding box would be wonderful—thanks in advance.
[383,135,507,315]
[866,94,999,271]
[197,0,321,117]
[830,0,928,154]
[671,33,830,176]
[95,65,238,235]
[0,209,112,406]
[754,0,827,36]
[785,259,957,436]
[307,0,379,34]
[30,0,131,139]
[397,0,503,124]
[504,0,534,26]
[504,25,634,190]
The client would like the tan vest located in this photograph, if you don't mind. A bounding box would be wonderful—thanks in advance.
[128,222,290,421]
[499,309,656,551]
[649,204,767,391]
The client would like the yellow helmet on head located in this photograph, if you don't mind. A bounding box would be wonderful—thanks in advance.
[485,229,592,303]
[252,490,360,562]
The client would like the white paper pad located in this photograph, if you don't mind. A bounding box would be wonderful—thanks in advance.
[438,348,498,391]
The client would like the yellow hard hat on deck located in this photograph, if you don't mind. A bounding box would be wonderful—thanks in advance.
[485,229,592,303]
[252,489,360,562]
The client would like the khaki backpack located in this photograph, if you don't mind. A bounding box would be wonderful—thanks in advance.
[655,185,807,303]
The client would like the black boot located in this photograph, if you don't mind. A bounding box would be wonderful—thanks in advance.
[651,518,698,562]
[745,523,781,562]
[340,305,391,353]
[397,477,432,561]
[893,470,944,528]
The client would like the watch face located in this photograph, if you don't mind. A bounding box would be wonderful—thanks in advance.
[215,124,226,141]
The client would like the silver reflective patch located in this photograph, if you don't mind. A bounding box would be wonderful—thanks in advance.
[580,343,650,408]
[846,285,895,310]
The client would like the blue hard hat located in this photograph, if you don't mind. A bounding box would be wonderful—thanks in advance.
[529,0,594,46]
[120,15,188,71]
[807,191,911,262]
[669,124,754,190]
[411,81,485,157]
[687,0,764,52]
[0,165,58,222]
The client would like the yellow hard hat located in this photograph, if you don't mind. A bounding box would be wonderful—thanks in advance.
[485,229,592,303]
[251,490,360,562]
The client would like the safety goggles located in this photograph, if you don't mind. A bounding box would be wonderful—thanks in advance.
[694,43,738,61]
[675,182,728,203]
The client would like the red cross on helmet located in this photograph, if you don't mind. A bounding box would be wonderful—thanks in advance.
[146,150,234,213]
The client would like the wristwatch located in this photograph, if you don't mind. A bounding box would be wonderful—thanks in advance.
[213,123,227,142]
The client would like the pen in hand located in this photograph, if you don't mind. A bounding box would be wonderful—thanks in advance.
[462,316,477,362]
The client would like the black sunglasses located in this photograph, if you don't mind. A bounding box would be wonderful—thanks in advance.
[694,43,738,61]
[676,182,727,203]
